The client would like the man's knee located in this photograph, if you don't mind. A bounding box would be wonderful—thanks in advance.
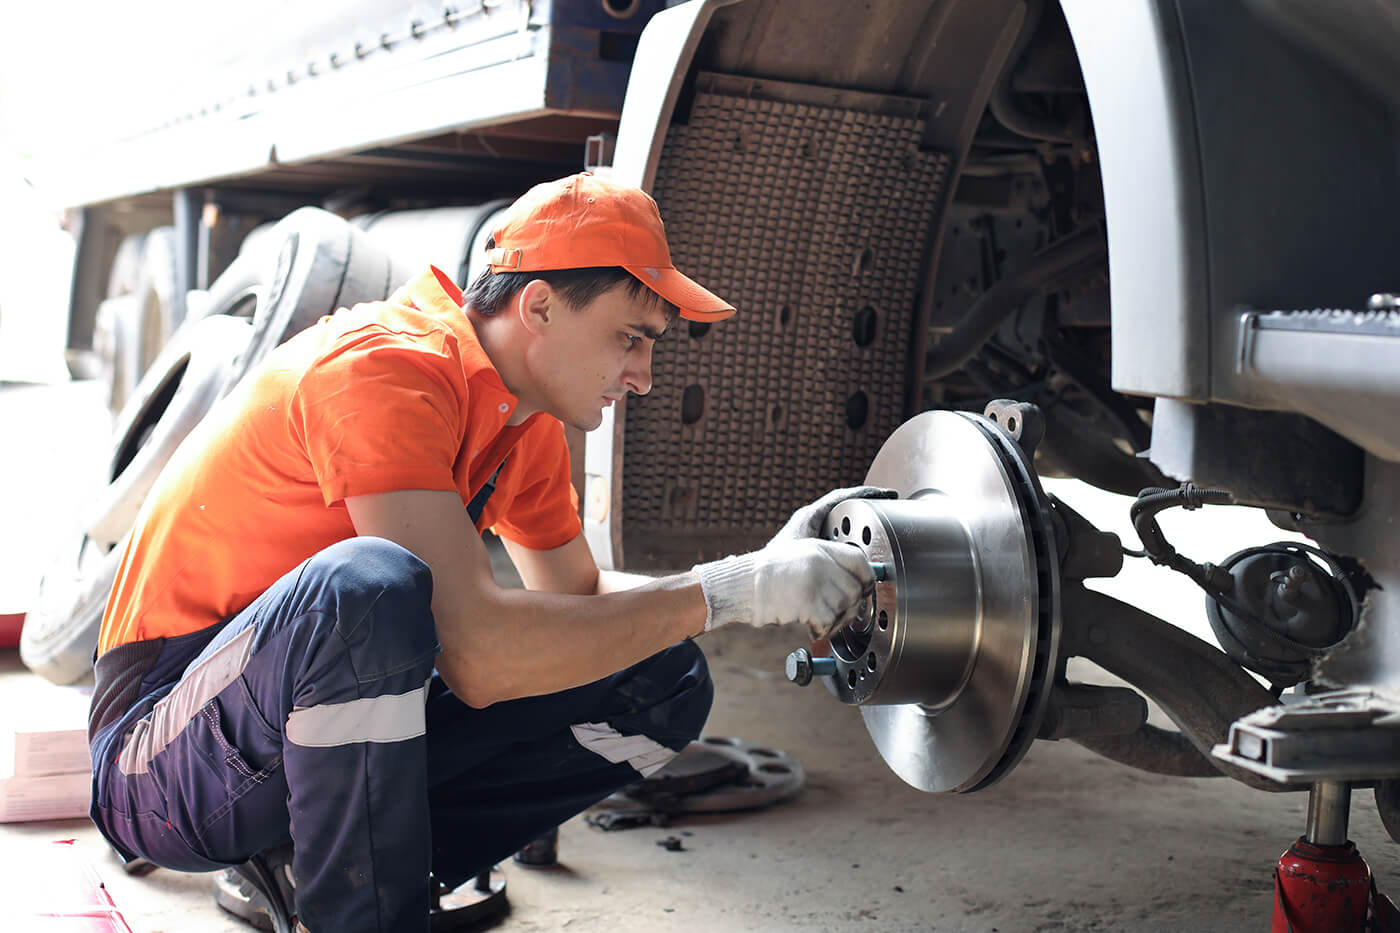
[626,640,713,745]
[292,537,437,659]
[670,641,713,740]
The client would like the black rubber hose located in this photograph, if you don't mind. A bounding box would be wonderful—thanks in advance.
[1073,724,1225,778]
[987,0,1076,144]
[925,224,1107,381]
[1129,484,1233,585]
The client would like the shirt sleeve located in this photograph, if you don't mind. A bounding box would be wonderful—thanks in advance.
[289,326,466,507]
[491,419,583,550]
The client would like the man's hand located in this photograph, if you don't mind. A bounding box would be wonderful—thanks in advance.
[692,538,875,641]
[769,485,898,545]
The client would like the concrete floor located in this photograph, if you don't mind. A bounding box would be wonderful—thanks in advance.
[2,379,1397,932]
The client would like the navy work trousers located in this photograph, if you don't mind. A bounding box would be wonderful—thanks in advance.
[89,537,713,932]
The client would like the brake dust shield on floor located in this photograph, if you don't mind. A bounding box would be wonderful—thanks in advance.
[600,736,806,822]
[818,411,1060,793]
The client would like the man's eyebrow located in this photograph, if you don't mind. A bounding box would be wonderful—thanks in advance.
[627,322,669,341]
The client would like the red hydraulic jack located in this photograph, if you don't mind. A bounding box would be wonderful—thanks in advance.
[1272,781,1400,932]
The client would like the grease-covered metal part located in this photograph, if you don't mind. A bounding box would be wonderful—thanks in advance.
[815,410,1059,793]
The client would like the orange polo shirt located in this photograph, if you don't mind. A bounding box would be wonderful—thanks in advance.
[97,266,581,655]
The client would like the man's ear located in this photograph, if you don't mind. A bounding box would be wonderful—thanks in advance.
[516,279,554,336]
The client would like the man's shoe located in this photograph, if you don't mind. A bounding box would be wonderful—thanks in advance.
[212,844,508,932]
[212,844,296,933]
[430,867,510,932]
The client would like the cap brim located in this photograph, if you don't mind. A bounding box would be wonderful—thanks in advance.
[625,265,735,322]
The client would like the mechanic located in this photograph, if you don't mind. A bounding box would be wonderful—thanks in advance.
[85,173,883,932]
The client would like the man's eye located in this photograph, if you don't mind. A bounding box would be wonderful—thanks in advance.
[623,334,640,347]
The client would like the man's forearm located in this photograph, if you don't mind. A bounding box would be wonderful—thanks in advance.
[436,571,706,708]
[594,568,657,594]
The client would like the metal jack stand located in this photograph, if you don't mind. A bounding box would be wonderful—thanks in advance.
[1272,781,1398,932]
[1213,690,1400,932]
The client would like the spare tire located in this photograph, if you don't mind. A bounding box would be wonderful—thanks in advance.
[21,532,127,686]
[85,207,404,550]
[106,231,147,301]
[84,314,254,550]
[195,254,267,323]
[131,226,180,384]
[23,209,406,685]
[228,207,409,386]
[93,294,143,414]
[355,201,510,288]
[463,205,513,286]
[28,316,251,684]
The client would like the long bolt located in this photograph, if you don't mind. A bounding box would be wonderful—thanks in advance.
[785,648,838,686]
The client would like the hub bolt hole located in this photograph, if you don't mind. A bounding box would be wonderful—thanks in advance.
[866,653,877,672]
[878,609,888,630]
[861,526,872,545]
[841,516,851,536]
[847,669,858,688]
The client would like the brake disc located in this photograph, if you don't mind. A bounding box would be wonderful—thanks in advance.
[818,410,1060,793]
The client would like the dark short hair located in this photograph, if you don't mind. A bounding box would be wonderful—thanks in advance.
[464,238,679,321]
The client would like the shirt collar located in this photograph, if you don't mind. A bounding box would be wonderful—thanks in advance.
[396,265,520,417]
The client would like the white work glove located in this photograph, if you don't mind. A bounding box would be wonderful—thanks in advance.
[769,485,898,545]
[692,538,876,641]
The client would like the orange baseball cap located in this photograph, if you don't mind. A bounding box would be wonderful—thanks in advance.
[486,173,736,322]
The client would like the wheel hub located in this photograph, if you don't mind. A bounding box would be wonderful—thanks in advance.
[816,410,1060,793]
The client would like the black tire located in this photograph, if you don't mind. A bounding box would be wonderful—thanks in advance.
[106,232,147,302]
[462,205,512,286]
[356,201,510,288]
[131,226,180,383]
[25,210,405,684]
[229,207,409,386]
[84,314,254,549]
[27,316,251,684]
[194,250,270,323]
[20,533,127,686]
[93,294,142,413]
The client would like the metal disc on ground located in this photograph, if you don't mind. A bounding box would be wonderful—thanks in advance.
[819,410,1059,793]
[432,868,509,931]
[620,736,805,813]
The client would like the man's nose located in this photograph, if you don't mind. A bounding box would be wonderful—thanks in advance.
[624,343,654,396]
